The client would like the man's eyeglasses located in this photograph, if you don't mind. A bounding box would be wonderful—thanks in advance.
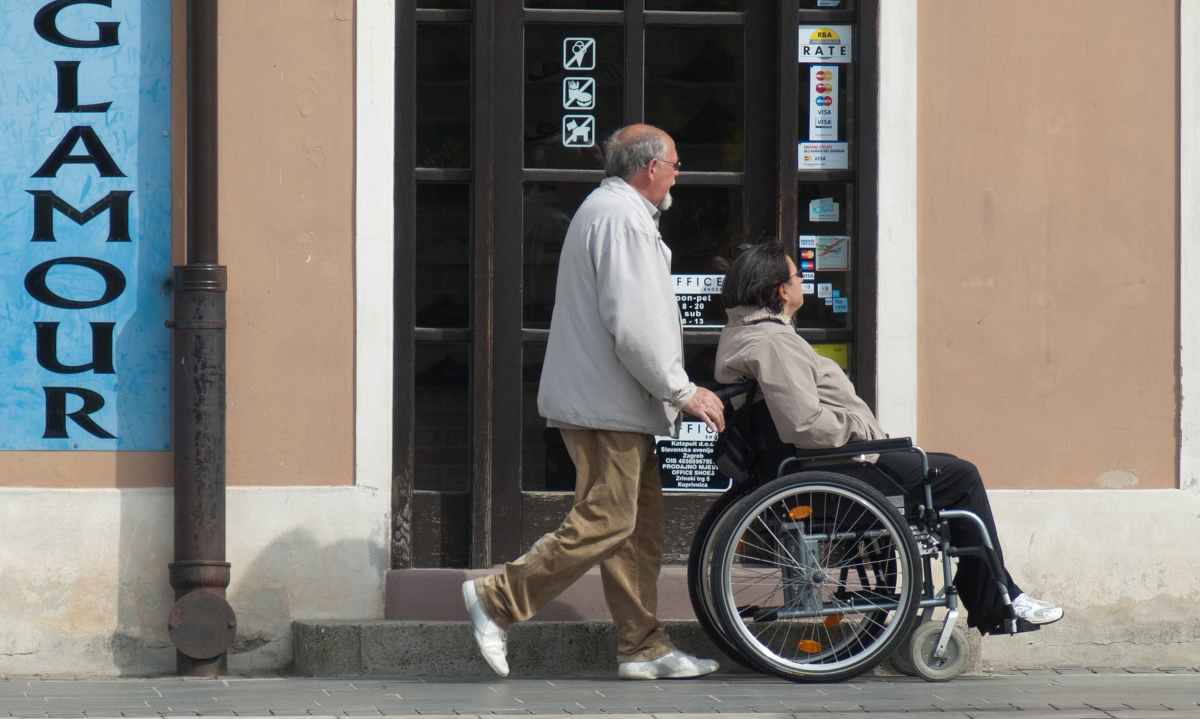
[653,157,683,171]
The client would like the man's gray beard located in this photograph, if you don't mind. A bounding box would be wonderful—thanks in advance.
[659,191,673,212]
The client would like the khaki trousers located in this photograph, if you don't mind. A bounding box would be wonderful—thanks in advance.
[476,428,672,662]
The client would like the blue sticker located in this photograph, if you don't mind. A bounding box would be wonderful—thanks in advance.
[832,289,841,298]
[0,3,173,449]
[832,297,849,314]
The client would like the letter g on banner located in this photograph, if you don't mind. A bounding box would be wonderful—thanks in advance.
[35,0,119,48]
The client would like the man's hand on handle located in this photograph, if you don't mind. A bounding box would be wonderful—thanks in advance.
[682,387,726,433]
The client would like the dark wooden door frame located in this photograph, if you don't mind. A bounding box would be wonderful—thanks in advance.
[393,0,880,570]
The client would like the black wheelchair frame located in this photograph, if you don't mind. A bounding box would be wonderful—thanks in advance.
[685,381,1032,682]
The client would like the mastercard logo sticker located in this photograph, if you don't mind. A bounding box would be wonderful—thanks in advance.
[815,83,831,93]
[815,70,832,81]
[800,250,815,260]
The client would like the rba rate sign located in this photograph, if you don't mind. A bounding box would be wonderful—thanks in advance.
[0,1,172,450]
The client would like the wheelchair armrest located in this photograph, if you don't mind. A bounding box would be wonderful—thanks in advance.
[790,437,914,461]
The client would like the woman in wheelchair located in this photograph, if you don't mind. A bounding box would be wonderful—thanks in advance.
[713,241,1063,639]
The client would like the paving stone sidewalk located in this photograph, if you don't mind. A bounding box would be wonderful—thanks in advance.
[0,669,1196,718]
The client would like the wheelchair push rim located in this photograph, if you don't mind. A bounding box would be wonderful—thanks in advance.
[712,473,921,680]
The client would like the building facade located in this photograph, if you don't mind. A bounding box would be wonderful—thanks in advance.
[0,0,1196,674]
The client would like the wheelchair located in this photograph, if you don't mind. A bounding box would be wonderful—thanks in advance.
[686,381,1034,683]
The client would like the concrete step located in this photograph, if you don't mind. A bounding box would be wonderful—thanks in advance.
[292,620,749,677]
[385,567,697,621]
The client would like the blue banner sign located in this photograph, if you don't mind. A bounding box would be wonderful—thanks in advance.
[0,1,172,450]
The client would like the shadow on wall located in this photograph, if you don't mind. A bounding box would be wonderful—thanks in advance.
[110,506,383,675]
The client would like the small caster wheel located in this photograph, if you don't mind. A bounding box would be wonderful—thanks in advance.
[908,621,969,682]
[888,627,919,677]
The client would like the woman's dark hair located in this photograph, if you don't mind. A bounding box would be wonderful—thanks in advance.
[720,240,791,314]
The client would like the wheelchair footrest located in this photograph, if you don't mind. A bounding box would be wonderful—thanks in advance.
[983,617,1042,636]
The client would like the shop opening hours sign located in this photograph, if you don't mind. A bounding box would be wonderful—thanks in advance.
[673,273,724,328]
[655,421,732,493]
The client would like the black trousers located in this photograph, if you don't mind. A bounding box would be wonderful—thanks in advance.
[842,452,1021,634]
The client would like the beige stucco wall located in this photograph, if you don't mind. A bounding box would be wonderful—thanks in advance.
[0,0,355,488]
[917,0,1179,489]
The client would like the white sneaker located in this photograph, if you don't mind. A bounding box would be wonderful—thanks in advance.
[618,650,720,680]
[1012,593,1064,625]
[462,579,509,677]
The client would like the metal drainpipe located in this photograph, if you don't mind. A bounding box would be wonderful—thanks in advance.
[166,0,236,677]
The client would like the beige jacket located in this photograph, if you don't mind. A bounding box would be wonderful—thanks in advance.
[714,306,885,448]
[537,177,695,436]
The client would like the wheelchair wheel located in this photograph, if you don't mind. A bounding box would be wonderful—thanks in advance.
[888,626,920,677]
[710,472,921,683]
[908,621,969,682]
[687,488,757,670]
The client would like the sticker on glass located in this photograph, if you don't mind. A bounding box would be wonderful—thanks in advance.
[807,200,839,223]
[801,282,815,295]
[563,38,596,70]
[815,236,850,271]
[563,77,595,109]
[809,66,838,141]
[832,297,849,314]
[562,115,595,147]
[799,235,817,249]
[817,282,833,299]
[672,274,724,328]
[801,271,815,280]
[799,141,848,170]
[799,25,852,64]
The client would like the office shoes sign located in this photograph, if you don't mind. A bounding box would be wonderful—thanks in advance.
[0,1,172,449]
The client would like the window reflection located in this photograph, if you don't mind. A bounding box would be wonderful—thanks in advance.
[647,0,742,9]
[415,184,470,328]
[646,27,743,171]
[523,182,593,327]
[414,343,471,492]
[526,0,621,8]
[417,24,471,168]
[522,344,575,491]
[660,185,744,275]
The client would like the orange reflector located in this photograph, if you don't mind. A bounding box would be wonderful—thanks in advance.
[823,614,843,628]
[796,639,823,654]
[787,506,813,520]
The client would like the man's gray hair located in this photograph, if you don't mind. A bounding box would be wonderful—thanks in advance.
[604,129,667,180]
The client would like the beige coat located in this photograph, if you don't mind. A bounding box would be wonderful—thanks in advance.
[714,306,885,448]
[537,177,695,436]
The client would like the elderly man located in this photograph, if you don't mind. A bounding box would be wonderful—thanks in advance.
[463,124,726,680]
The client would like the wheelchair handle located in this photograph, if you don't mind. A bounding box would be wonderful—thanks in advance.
[709,379,757,403]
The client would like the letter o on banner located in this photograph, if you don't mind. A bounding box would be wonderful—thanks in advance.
[25,256,126,309]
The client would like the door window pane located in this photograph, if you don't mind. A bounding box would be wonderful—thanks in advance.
[526,26,623,169]
[647,0,743,9]
[415,183,470,327]
[522,344,575,491]
[795,183,853,330]
[415,343,471,492]
[799,0,855,8]
[523,182,593,327]
[418,24,471,168]
[646,26,744,171]
[527,0,621,8]
[418,0,470,7]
